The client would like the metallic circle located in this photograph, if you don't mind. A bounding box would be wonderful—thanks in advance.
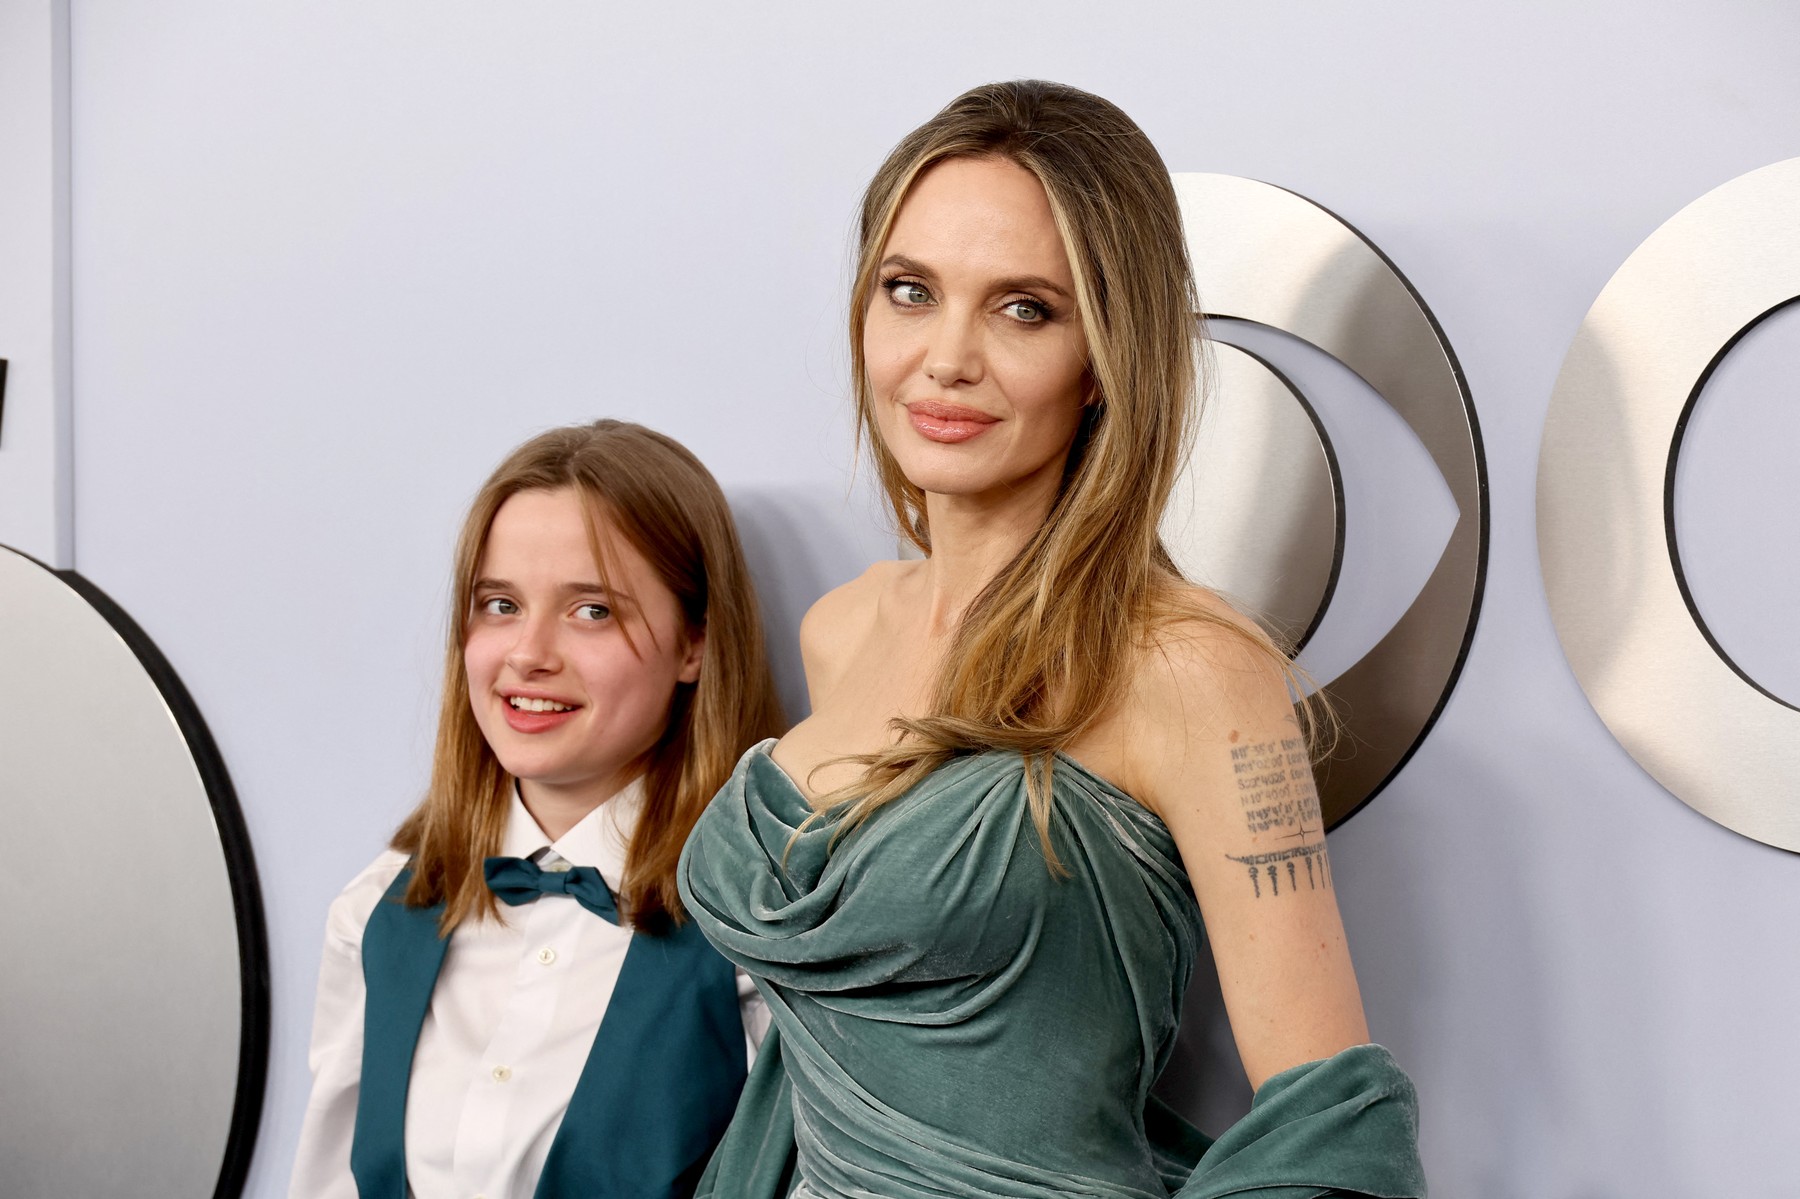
[1160,341,1343,653]
[1172,173,1489,827]
[1667,298,1800,709]
[1538,158,1800,852]
[0,544,267,1197]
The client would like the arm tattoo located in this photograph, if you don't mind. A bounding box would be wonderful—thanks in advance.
[1223,736,1330,898]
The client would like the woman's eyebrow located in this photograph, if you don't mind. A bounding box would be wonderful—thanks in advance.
[880,253,937,279]
[882,254,1070,300]
[991,274,1070,299]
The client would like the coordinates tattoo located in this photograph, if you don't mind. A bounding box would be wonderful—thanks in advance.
[1223,735,1330,898]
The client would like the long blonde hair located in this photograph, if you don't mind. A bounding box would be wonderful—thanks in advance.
[833,80,1294,855]
[394,420,785,931]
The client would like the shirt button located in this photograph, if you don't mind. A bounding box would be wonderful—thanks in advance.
[491,1065,512,1083]
[536,946,557,966]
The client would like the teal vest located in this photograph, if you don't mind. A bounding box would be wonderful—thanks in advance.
[350,868,747,1199]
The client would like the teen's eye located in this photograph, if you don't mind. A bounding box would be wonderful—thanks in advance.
[883,278,933,307]
[479,597,518,616]
[1002,298,1051,323]
[574,603,612,622]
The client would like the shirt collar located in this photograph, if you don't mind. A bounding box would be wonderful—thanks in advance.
[502,776,646,893]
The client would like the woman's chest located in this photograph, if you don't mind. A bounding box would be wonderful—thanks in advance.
[777,636,940,798]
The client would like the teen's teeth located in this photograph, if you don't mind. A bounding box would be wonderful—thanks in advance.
[509,697,574,713]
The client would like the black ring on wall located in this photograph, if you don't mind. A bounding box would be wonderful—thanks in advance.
[54,567,270,1199]
[1662,294,1800,713]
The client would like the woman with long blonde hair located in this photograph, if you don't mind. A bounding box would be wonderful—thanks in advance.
[681,82,1424,1197]
[292,419,783,1199]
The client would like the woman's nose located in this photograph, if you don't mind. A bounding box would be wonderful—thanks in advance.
[923,311,984,387]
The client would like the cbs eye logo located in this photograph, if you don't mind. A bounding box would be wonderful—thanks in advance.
[1167,173,1486,830]
[1538,158,1800,853]
[1168,161,1797,850]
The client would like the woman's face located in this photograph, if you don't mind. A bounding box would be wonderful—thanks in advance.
[463,487,702,808]
[863,155,1090,506]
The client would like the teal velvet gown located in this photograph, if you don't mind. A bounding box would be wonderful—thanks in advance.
[677,741,1425,1199]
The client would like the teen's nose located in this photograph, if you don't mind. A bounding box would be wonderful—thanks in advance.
[505,610,560,675]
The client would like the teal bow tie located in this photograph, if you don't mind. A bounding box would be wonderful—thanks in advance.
[483,856,619,924]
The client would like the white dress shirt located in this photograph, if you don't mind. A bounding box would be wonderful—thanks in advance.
[289,779,768,1199]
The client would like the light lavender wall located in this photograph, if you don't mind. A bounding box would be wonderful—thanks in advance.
[31,2,1800,1196]
[0,0,70,567]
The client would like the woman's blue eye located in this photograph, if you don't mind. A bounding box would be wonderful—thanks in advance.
[480,597,517,616]
[1004,299,1048,323]
[575,603,612,622]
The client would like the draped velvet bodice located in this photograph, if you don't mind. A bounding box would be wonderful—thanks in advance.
[679,741,1425,1199]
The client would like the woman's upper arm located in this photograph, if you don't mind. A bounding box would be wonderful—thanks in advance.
[1129,624,1369,1090]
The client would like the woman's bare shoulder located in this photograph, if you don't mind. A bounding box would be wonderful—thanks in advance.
[1133,583,1282,699]
[801,559,911,639]
[798,560,918,695]
[1084,583,1294,805]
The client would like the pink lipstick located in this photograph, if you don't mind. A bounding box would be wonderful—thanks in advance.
[906,400,998,444]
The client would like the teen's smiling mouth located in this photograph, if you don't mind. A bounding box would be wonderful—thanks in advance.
[500,689,583,734]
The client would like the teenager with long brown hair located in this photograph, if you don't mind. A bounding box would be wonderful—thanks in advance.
[681,82,1425,1198]
[292,419,783,1199]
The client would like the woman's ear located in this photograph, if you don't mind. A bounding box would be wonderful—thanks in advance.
[678,625,706,684]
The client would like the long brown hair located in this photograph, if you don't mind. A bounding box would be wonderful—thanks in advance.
[832,80,1299,855]
[394,419,784,931]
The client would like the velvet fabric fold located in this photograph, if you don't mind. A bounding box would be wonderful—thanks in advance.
[680,741,1424,1199]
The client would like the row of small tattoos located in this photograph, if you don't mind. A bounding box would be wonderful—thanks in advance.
[1225,736,1330,899]
[1225,844,1331,898]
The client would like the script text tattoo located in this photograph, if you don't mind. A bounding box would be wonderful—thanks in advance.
[1224,736,1331,899]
